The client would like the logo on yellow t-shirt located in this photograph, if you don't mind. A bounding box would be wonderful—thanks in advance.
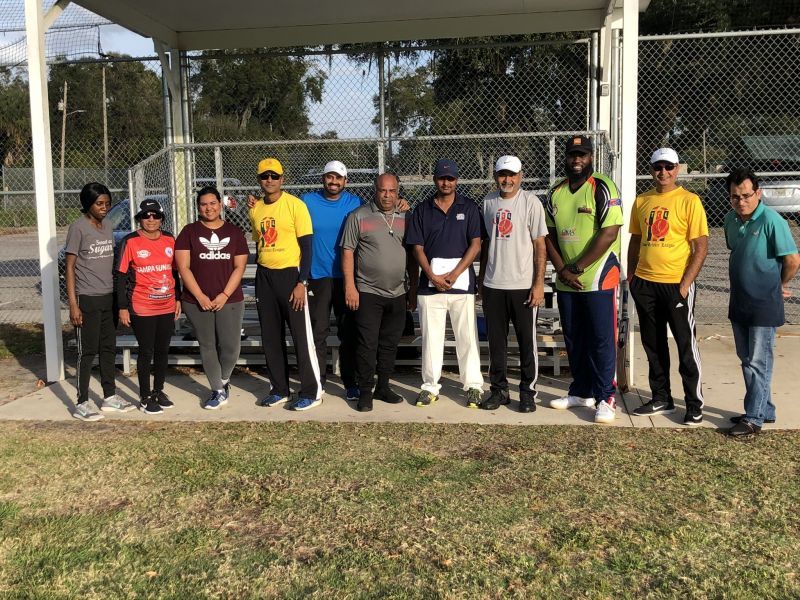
[646,207,670,241]
[259,217,277,247]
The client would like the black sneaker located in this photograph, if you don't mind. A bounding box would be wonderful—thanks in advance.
[415,390,437,407]
[519,395,537,413]
[373,387,403,404]
[730,413,775,425]
[154,390,174,409]
[632,399,675,416]
[140,395,163,415]
[480,389,510,411]
[683,412,703,426]
[357,392,373,412]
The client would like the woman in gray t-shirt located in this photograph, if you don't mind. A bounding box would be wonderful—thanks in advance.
[65,182,135,421]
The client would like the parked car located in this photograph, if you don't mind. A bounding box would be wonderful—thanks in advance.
[57,195,166,302]
[704,136,800,225]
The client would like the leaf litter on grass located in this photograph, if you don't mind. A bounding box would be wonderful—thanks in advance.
[0,422,799,598]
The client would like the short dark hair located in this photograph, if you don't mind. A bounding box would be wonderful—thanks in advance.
[79,182,111,213]
[196,185,221,204]
[725,167,760,193]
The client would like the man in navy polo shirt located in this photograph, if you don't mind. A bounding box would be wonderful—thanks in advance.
[723,167,798,437]
[406,159,485,408]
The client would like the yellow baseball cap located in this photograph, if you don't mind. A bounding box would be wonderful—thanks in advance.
[257,158,284,176]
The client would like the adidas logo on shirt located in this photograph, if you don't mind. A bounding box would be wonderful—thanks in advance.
[199,232,232,260]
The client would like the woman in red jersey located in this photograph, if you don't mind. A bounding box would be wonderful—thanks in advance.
[114,199,181,414]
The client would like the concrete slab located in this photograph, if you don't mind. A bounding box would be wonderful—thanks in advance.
[1,325,797,430]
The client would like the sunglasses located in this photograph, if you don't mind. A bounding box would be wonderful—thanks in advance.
[436,176,457,182]
[651,163,677,172]
[142,212,163,220]
[258,173,282,181]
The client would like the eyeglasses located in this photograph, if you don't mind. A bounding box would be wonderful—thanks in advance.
[436,176,457,182]
[142,212,163,220]
[730,192,757,202]
[651,163,676,172]
[258,173,282,181]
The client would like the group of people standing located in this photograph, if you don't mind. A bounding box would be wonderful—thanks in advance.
[65,139,799,436]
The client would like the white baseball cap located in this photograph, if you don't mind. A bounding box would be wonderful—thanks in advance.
[323,160,347,177]
[650,148,680,165]
[494,155,522,174]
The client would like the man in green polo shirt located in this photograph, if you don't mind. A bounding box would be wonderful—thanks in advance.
[723,167,799,437]
[544,135,623,424]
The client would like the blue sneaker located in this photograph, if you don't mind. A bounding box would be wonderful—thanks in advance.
[345,386,360,401]
[292,397,322,411]
[258,394,289,408]
[203,390,228,410]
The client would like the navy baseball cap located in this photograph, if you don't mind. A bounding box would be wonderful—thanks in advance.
[433,159,459,178]
[565,135,593,155]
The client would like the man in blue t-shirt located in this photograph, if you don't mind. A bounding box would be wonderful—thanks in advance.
[301,160,364,399]
[723,168,799,437]
[406,159,485,408]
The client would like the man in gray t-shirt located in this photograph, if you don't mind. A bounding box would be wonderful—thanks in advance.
[477,155,548,413]
[341,174,416,412]
[64,183,134,421]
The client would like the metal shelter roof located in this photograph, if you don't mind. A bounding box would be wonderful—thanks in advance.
[71,0,649,49]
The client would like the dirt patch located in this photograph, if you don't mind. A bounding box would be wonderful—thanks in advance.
[0,355,48,407]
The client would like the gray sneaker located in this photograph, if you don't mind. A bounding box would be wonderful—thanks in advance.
[100,394,136,413]
[73,401,104,422]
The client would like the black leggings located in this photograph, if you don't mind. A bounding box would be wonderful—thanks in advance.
[130,312,174,398]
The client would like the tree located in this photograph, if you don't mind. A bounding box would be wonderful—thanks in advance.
[47,57,164,166]
[191,49,326,141]
[0,68,30,167]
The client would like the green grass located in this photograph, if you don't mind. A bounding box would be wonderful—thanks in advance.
[0,324,44,358]
[0,422,798,598]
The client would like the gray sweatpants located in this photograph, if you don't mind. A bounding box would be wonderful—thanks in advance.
[182,300,245,391]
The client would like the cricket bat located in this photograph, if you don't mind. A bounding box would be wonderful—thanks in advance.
[616,279,630,393]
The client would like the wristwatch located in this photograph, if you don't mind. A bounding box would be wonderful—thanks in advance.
[565,264,584,275]
[299,279,309,287]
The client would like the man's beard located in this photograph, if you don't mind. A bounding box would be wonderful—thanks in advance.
[566,161,593,183]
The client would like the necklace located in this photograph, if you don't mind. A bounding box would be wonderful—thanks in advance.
[380,210,397,235]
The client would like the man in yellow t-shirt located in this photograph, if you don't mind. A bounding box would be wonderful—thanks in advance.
[627,148,709,425]
[247,157,322,411]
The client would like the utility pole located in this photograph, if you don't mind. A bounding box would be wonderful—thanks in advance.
[102,65,109,182]
[59,81,67,203]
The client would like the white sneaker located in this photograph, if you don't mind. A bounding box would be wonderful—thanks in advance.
[594,399,616,424]
[73,401,103,421]
[550,395,595,410]
[100,394,136,412]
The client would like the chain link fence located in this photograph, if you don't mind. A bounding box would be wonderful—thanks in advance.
[3,17,800,324]
[637,30,800,323]
[128,131,612,220]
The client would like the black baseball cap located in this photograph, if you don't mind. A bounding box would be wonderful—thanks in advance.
[565,135,593,155]
[135,198,165,220]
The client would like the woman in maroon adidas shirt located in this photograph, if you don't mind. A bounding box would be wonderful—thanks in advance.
[114,199,181,415]
[176,186,249,410]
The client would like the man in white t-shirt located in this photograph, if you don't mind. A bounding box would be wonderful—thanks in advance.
[478,155,548,413]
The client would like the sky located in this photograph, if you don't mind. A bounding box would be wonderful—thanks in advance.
[0,15,378,138]
[97,25,379,138]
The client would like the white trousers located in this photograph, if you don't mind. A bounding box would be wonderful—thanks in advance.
[418,293,484,395]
